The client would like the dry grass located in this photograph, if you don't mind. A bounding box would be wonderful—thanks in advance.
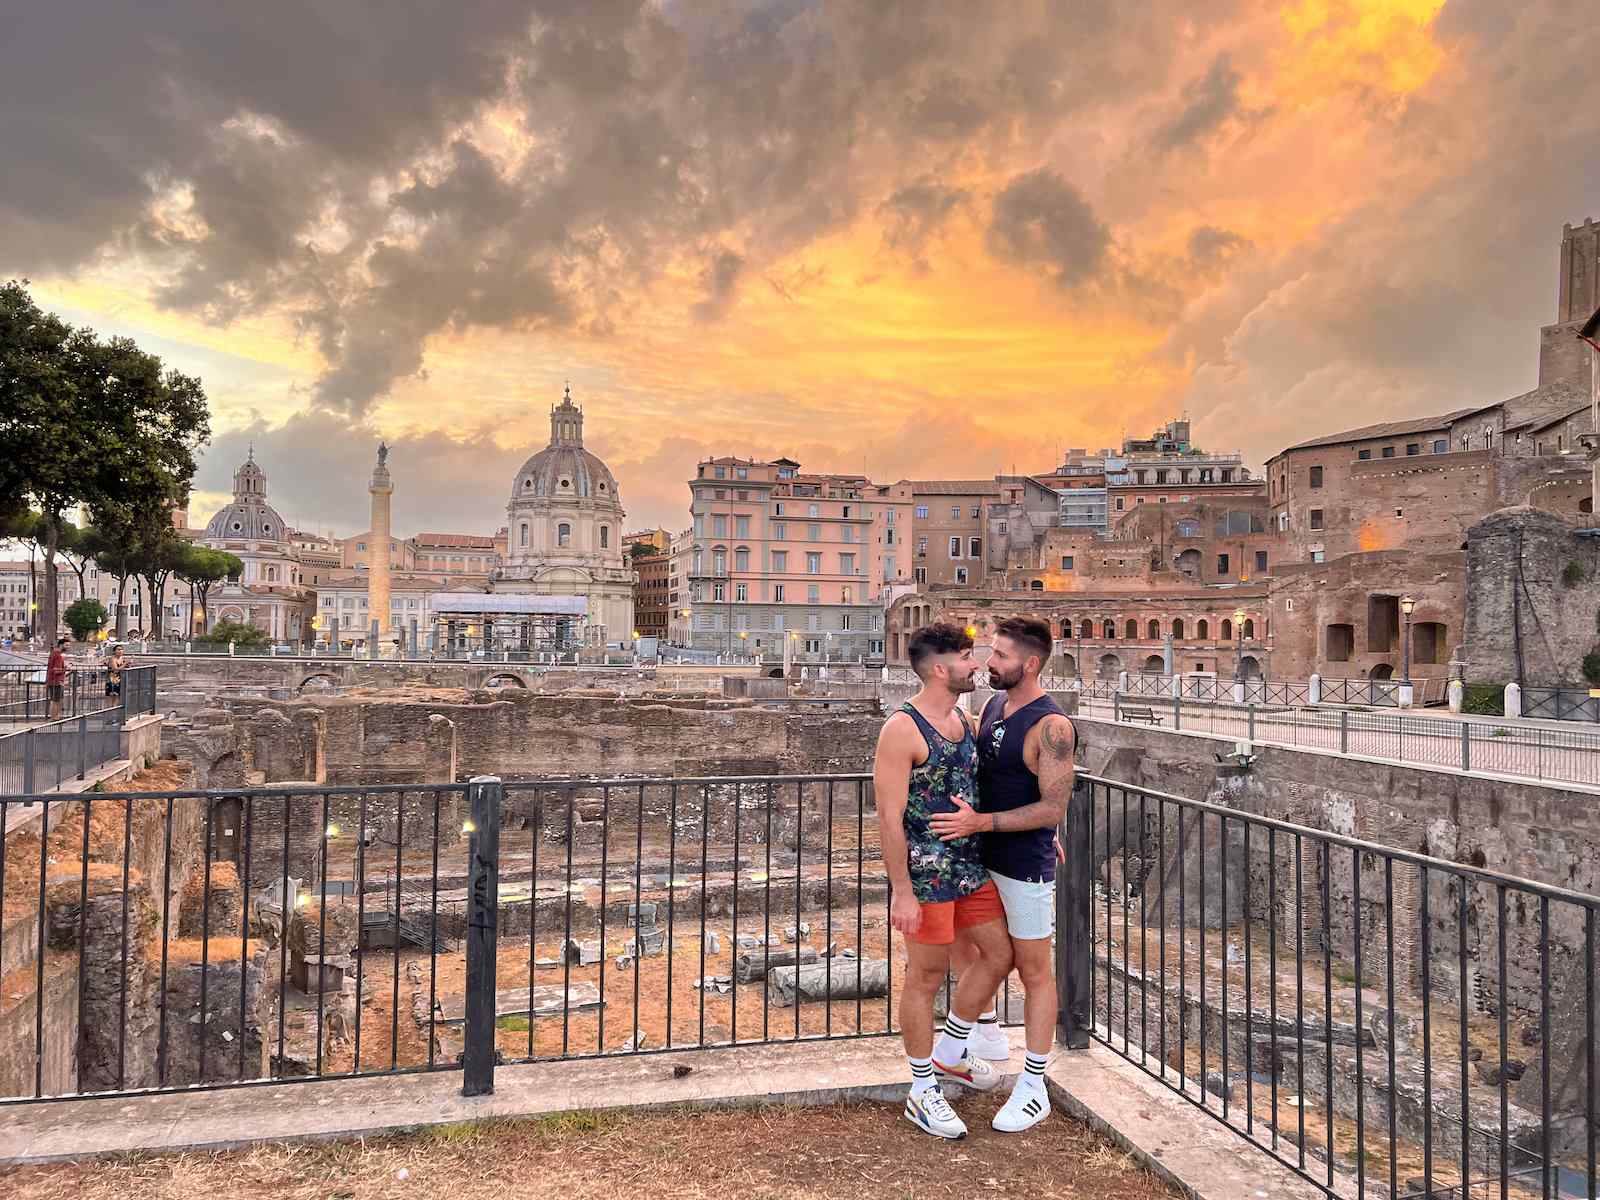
[6,1097,1179,1200]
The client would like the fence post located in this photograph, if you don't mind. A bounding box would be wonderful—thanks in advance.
[78,714,87,780]
[1113,691,1122,722]
[463,775,503,1097]
[1248,704,1256,743]
[1340,709,1349,755]
[1056,780,1091,1051]
[1461,721,1471,772]
[24,729,35,793]
[1172,693,1181,730]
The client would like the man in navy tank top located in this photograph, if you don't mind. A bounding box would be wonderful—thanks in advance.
[874,622,1017,1139]
[931,616,1076,1133]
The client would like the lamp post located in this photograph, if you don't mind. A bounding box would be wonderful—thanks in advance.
[1232,607,1247,703]
[1399,594,1416,707]
[738,629,748,663]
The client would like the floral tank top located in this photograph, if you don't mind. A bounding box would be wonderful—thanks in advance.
[899,702,989,903]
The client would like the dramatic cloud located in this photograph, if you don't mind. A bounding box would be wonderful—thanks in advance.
[6,0,1600,534]
[986,170,1111,290]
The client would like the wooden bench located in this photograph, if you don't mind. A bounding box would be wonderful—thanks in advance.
[1119,704,1163,726]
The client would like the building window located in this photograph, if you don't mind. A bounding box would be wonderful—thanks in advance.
[1311,550,1325,563]
[807,584,820,603]
[808,503,820,517]
[1406,443,1420,456]
[1031,580,1044,592]
[1173,618,1185,639]
[714,489,726,501]
[735,583,748,602]
[1309,466,1323,489]
[968,537,981,558]
[915,505,928,519]
[1381,446,1395,458]
[970,506,980,518]
[807,523,821,540]
[1309,509,1323,531]
[914,567,927,584]
[735,516,749,538]
[1115,498,1125,511]
[712,582,725,601]
[712,515,727,537]
[774,502,784,516]
[954,567,968,584]
[1278,511,1289,532]
[1217,553,1230,574]
[886,528,896,546]
[840,553,856,575]
[949,537,962,558]
[916,537,928,555]
[774,523,786,540]
[1433,439,1447,454]
[1147,619,1159,638]
[806,553,821,574]
[600,526,610,549]
[1357,449,1372,460]
[735,548,750,571]
[358,542,367,551]
[1197,618,1209,639]
[1061,556,1074,571]
[773,551,788,572]
[774,584,785,602]
[1103,620,1115,639]
[1255,550,1268,573]
[842,586,853,604]
[558,523,572,548]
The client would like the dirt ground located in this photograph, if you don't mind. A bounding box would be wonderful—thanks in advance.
[5,1098,1180,1200]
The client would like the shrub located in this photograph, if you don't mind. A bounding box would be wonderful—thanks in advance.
[1461,683,1505,716]
[1584,646,1600,688]
[196,617,269,649]
[63,597,107,641]
[1565,561,1586,587]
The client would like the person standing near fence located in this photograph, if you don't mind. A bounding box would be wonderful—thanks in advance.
[104,644,127,699]
[932,616,1076,1134]
[874,621,1014,1139]
[45,635,68,718]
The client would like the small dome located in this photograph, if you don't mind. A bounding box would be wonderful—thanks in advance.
[511,444,620,502]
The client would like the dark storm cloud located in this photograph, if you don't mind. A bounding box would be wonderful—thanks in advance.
[879,181,969,271]
[1186,227,1251,275]
[1151,55,1243,152]
[2,0,1246,419]
[986,169,1111,289]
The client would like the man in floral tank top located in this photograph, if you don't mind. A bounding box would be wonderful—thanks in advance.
[874,622,1015,1139]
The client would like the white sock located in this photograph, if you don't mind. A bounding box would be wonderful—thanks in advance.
[977,1007,999,1027]
[932,1013,973,1065]
[909,1055,937,1095]
[1018,1050,1049,1087]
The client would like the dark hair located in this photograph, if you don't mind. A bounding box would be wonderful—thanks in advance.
[907,621,974,679]
[56,636,68,645]
[994,616,1051,668]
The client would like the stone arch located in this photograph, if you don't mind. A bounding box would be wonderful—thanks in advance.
[767,667,785,678]
[298,672,338,693]
[1096,652,1122,679]
[1146,619,1160,639]
[1102,619,1115,639]
[1242,618,1255,639]
[1124,618,1137,639]
[1030,579,1044,591]
[1058,652,1077,676]
[1238,655,1262,680]
[1172,618,1185,639]
[1220,618,1233,642]
[557,522,572,548]
[1197,618,1210,640]
[485,672,527,689]
[1142,654,1165,672]
[1369,662,1394,681]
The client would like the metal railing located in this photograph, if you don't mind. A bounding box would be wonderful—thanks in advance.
[0,665,157,725]
[1065,772,1600,1199]
[1096,695,1600,788]
[1522,687,1600,724]
[0,773,934,1103]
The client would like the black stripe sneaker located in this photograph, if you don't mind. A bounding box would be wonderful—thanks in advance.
[992,1079,1050,1133]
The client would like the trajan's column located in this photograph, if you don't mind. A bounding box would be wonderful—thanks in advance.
[368,442,393,644]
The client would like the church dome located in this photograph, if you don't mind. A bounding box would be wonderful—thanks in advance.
[204,448,289,543]
[510,388,622,505]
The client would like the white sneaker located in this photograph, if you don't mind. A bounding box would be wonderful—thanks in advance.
[933,1052,1003,1092]
[992,1078,1051,1133]
[969,1022,1011,1062]
[905,1085,968,1139]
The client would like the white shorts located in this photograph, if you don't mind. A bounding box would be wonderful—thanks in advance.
[989,868,1055,941]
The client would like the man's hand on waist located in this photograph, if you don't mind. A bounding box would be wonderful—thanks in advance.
[929,795,991,842]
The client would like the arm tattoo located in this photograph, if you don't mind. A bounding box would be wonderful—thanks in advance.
[1040,718,1075,762]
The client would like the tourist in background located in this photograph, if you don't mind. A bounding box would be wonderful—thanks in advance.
[46,635,68,718]
[105,644,128,699]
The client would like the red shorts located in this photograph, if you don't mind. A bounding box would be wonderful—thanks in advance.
[905,880,1005,946]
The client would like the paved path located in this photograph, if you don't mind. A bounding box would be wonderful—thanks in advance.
[1079,699,1600,790]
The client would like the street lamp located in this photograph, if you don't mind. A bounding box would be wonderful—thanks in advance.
[1399,595,1416,706]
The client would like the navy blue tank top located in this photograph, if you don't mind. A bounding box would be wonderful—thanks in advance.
[977,693,1069,883]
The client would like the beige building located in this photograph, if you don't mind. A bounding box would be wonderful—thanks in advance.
[910,480,1001,589]
[496,388,634,646]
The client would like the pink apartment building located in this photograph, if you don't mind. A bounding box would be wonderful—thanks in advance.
[678,456,912,662]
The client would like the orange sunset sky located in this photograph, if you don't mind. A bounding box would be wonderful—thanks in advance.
[5,1,1598,535]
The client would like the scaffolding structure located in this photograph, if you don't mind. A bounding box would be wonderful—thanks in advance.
[429,593,589,656]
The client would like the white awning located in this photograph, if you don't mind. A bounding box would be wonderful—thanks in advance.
[431,593,588,617]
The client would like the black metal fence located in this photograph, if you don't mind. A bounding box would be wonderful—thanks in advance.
[1069,774,1599,1200]
[0,773,930,1104]
[6,768,1596,1200]
[0,667,158,794]
[1521,687,1600,724]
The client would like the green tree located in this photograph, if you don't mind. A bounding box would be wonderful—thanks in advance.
[197,617,269,650]
[63,597,107,642]
[0,280,210,640]
[174,544,243,635]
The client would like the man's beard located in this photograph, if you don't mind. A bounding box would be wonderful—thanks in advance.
[950,672,978,693]
[988,665,1024,690]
